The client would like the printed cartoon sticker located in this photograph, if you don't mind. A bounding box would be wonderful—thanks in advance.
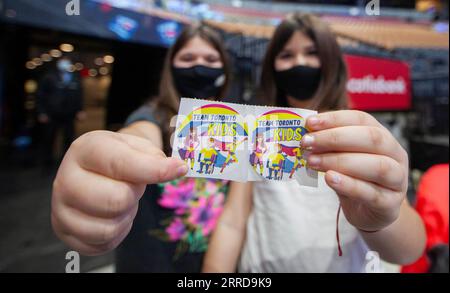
[172,98,318,187]
[248,107,318,187]
[172,98,248,182]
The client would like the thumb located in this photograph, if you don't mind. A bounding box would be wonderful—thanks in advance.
[148,157,188,184]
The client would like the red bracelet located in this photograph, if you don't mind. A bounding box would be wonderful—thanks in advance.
[336,205,343,257]
[336,205,382,257]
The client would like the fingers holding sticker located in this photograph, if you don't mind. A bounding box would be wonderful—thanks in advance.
[172,98,318,187]
[172,99,248,182]
[248,108,318,187]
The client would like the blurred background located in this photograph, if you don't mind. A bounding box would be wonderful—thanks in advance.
[0,0,448,272]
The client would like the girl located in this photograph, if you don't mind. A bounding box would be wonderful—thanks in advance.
[51,23,231,272]
[202,13,426,273]
[252,134,267,176]
[183,128,199,170]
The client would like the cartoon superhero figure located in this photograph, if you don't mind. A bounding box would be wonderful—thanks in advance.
[267,144,286,180]
[251,134,267,176]
[289,146,307,179]
[220,137,248,174]
[183,128,199,170]
[197,137,218,175]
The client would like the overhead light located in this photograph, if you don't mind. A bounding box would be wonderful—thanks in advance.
[99,67,109,75]
[60,43,74,53]
[104,55,115,64]
[74,63,84,71]
[50,49,62,58]
[95,57,104,66]
[26,61,36,70]
[41,53,52,62]
[33,58,43,66]
[88,69,98,77]
[24,80,38,94]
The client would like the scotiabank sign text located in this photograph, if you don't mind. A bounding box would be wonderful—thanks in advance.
[345,55,412,111]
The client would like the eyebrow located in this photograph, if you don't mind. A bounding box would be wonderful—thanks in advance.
[281,43,317,53]
[178,50,220,57]
[279,48,294,54]
[304,44,317,50]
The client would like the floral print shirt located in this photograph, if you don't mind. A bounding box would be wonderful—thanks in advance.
[117,105,229,272]
[152,178,228,259]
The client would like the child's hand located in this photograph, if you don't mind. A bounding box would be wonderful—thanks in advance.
[51,130,188,255]
[302,111,409,232]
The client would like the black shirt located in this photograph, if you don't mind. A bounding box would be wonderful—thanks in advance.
[115,105,228,273]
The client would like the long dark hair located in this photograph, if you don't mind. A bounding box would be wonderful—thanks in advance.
[151,23,231,155]
[260,13,348,111]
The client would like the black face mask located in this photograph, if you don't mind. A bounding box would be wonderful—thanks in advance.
[274,65,322,101]
[172,65,225,99]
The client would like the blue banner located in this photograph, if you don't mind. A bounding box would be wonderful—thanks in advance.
[1,0,185,48]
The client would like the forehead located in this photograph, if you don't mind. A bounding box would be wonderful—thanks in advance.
[283,31,316,50]
[177,36,219,56]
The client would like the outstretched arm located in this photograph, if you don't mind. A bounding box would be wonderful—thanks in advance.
[303,110,426,265]
[202,182,253,273]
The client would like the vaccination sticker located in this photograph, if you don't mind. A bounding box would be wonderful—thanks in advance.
[172,98,248,182]
[172,98,318,187]
[247,107,319,187]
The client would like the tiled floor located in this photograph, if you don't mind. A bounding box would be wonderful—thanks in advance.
[0,158,114,273]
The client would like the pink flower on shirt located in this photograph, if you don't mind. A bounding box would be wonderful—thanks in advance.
[158,179,196,215]
[166,217,187,241]
[188,195,224,236]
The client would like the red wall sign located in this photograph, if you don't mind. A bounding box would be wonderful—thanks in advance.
[344,54,412,111]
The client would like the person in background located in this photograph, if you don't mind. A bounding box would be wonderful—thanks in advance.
[402,164,449,273]
[36,56,85,167]
[51,24,232,272]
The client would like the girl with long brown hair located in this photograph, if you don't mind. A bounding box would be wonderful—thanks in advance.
[203,13,426,273]
[51,23,232,272]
